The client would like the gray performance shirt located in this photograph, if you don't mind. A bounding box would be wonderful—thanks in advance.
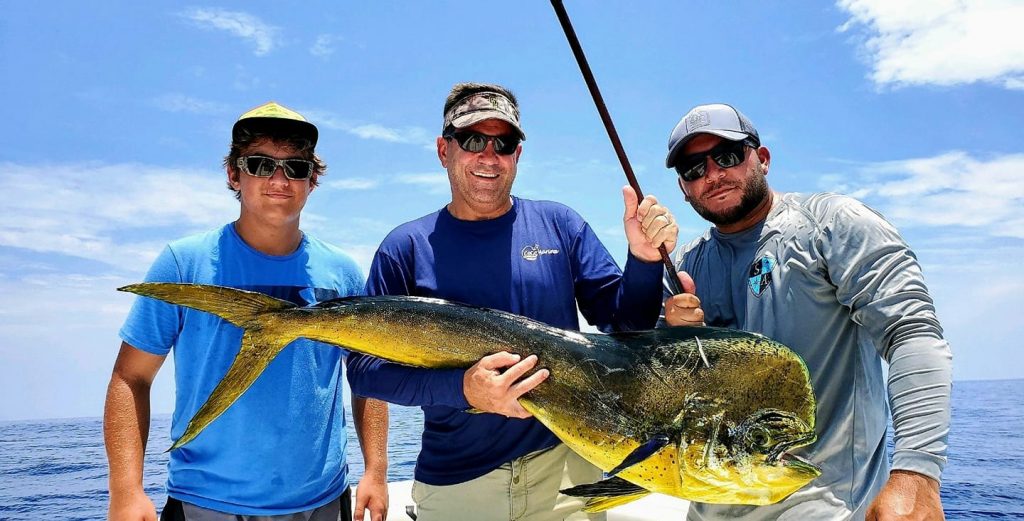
[664,193,952,521]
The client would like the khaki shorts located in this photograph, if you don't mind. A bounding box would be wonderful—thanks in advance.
[410,444,606,521]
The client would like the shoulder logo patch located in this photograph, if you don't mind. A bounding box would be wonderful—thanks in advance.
[748,254,776,297]
[522,244,560,261]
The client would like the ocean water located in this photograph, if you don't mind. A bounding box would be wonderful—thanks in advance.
[1,379,1022,520]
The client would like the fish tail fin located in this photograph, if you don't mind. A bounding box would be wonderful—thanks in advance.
[168,328,293,451]
[119,283,299,451]
[118,282,295,326]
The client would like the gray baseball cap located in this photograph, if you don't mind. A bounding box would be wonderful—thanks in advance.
[665,103,759,167]
[443,91,526,140]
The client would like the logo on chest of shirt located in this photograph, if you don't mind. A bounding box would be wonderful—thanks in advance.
[521,244,561,261]
[748,254,777,297]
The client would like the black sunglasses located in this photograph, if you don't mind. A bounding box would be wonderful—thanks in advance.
[445,131,520,155]
[236,155,315,180]
[674,139,756,182]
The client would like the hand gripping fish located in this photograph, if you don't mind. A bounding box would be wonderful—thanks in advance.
[120,282,820,510]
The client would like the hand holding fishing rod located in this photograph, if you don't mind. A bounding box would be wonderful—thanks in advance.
[622,185,678,265]
[550,0,684,295]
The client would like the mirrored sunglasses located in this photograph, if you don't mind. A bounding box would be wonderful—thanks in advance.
[674,139,754,182]
[445,131,520,155]
[236,155,315,180]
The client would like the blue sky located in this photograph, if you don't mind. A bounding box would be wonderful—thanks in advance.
[1,1,1022,421]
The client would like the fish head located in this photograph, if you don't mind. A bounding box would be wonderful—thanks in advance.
[673,407,819,505]
[669,334,820,504]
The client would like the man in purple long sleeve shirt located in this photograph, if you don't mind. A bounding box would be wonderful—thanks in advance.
[348,82,679,521]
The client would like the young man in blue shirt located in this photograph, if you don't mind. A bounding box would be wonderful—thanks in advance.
[104,102,389,521]
[349,82,678,521]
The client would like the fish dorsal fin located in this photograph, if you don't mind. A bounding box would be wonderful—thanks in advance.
[119,283,293,326]
[561,476,650,513]
[607,434,671,476]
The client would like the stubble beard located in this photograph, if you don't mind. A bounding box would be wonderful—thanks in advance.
[689,163,770,227]
[448,165,516,219]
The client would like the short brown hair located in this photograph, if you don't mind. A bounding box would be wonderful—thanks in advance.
[222,127,326,200]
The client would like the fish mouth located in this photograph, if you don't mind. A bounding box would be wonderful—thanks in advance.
[779,451,821,476]
[764,431,820,475]
[766,432,817,466]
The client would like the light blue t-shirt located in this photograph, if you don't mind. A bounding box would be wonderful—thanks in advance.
[120,223,365,515]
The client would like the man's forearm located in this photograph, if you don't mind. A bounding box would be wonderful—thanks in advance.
[352,396,389,478]
[887,336,952,481]
[104,374,152,495]
[348,354,469,408]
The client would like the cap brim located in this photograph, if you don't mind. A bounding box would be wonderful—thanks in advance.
[233,117,319,147]
[451,111,526,140]
[665,129,749,167]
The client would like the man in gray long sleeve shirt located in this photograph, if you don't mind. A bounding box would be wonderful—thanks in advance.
[660,103,952,520]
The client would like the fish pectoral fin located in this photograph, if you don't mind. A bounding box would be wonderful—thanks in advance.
[561,476,650,513]
[606,434,671,476]
[581,493,652,513]
[168,329,293,451]
[561,476,646,497]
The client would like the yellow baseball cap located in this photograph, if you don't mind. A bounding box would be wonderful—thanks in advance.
[232,101,318,147]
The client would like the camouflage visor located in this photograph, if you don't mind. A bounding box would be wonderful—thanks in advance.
[443,92,526,140]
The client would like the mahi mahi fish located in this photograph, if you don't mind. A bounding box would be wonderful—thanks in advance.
[120,282,819,510]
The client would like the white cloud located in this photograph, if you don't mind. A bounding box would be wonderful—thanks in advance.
[0,162,238,272]
[1005,77,1024,91]
[348,124,404,142]
[349,124,433,145]
[327,178,379,190]
[0,272,177,421]
[310,34,337,58]
[152,94,227,114]
[395,173,450,194]
[837,0,1024,89]
[181,8,280,56]
[323,172,456,193]
[810,152,1024,381]
[301,109,434,147]
[896,239,1024,381]
[821,151,1024,238]
[0,272,132,325]
[0,160,433,281]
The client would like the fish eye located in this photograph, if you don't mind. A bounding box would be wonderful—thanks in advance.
[748,426,773,450]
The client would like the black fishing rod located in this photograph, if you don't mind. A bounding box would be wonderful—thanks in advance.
[550,0,683,296]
